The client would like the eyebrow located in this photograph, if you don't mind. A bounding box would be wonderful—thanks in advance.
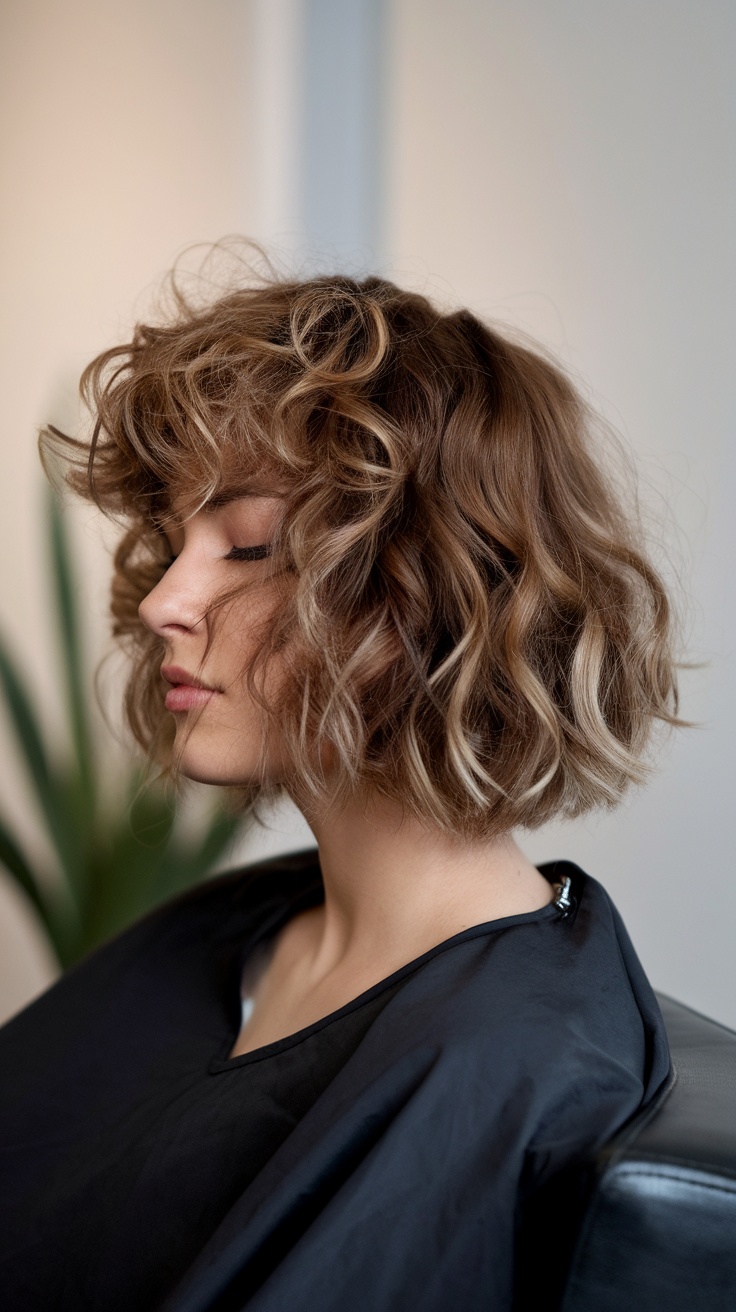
[204,485,287,510]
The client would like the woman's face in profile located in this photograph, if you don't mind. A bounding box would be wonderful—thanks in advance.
[138,492,289,786]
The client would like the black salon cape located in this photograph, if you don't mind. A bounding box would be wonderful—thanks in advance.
[0,848,670,1312]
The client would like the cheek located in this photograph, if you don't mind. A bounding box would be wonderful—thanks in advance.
[210,588,284,689]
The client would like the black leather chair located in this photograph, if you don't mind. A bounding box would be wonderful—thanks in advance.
[559,994,736,1311]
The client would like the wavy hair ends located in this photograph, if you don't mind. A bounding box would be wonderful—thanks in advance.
[41,250,685,840]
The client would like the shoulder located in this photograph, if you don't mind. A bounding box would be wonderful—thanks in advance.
[360,861,670,1148]
[385,860,656,1040]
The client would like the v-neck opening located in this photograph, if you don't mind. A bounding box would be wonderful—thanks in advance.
[208,859,577,1074]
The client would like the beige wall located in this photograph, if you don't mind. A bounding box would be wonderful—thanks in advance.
[384,0,735,1024]
[0,0,257,1017]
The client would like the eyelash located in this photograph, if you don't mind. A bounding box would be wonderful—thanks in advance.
[225,544,272,561]
[164,544,272,567]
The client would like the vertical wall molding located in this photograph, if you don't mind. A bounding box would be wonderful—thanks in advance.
[302,0,387,268]
[248,0,387,271]
[248,0,306,257]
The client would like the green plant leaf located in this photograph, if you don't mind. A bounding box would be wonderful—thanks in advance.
[0,639,55,814]
[150,805,242,906]
[187,806,243,877]
[0,638,90,914]
[0,810,47,919]
[47,488,96,811]
[79,771,178,950]
[0,807,81,969]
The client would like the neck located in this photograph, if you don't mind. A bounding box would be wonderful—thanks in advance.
[298,791,553,979]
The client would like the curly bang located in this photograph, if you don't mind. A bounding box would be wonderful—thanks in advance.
[43,256,683,839]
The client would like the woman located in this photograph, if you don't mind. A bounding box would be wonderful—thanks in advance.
[0,261,681,1311]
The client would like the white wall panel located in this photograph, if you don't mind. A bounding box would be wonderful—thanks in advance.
[385,0,736,1026]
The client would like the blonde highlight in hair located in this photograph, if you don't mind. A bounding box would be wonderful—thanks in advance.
[43,248,685,839]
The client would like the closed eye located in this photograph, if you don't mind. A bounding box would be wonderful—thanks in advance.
[162,543,272,569]
[224,544,272,561]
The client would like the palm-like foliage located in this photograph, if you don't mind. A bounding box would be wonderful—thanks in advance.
[0,488,245,969]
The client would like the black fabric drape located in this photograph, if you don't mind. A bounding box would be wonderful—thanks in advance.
[0,849,670,1311]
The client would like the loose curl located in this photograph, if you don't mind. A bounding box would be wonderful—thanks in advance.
[42,251,685,839]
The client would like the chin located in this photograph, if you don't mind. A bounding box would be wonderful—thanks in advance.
[175,739,289,790]
[171,716,289,789]
[178,764,242,787]
[176,756,260,788]
[172,738,259,788]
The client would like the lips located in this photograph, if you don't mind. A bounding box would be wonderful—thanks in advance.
[160,664,220,713]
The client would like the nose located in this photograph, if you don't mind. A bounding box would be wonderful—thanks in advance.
[138,555,209,638]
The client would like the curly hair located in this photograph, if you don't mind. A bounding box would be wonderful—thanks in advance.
[42,253,684,839]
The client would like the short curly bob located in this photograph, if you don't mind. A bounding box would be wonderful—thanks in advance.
[44,254,683,839]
